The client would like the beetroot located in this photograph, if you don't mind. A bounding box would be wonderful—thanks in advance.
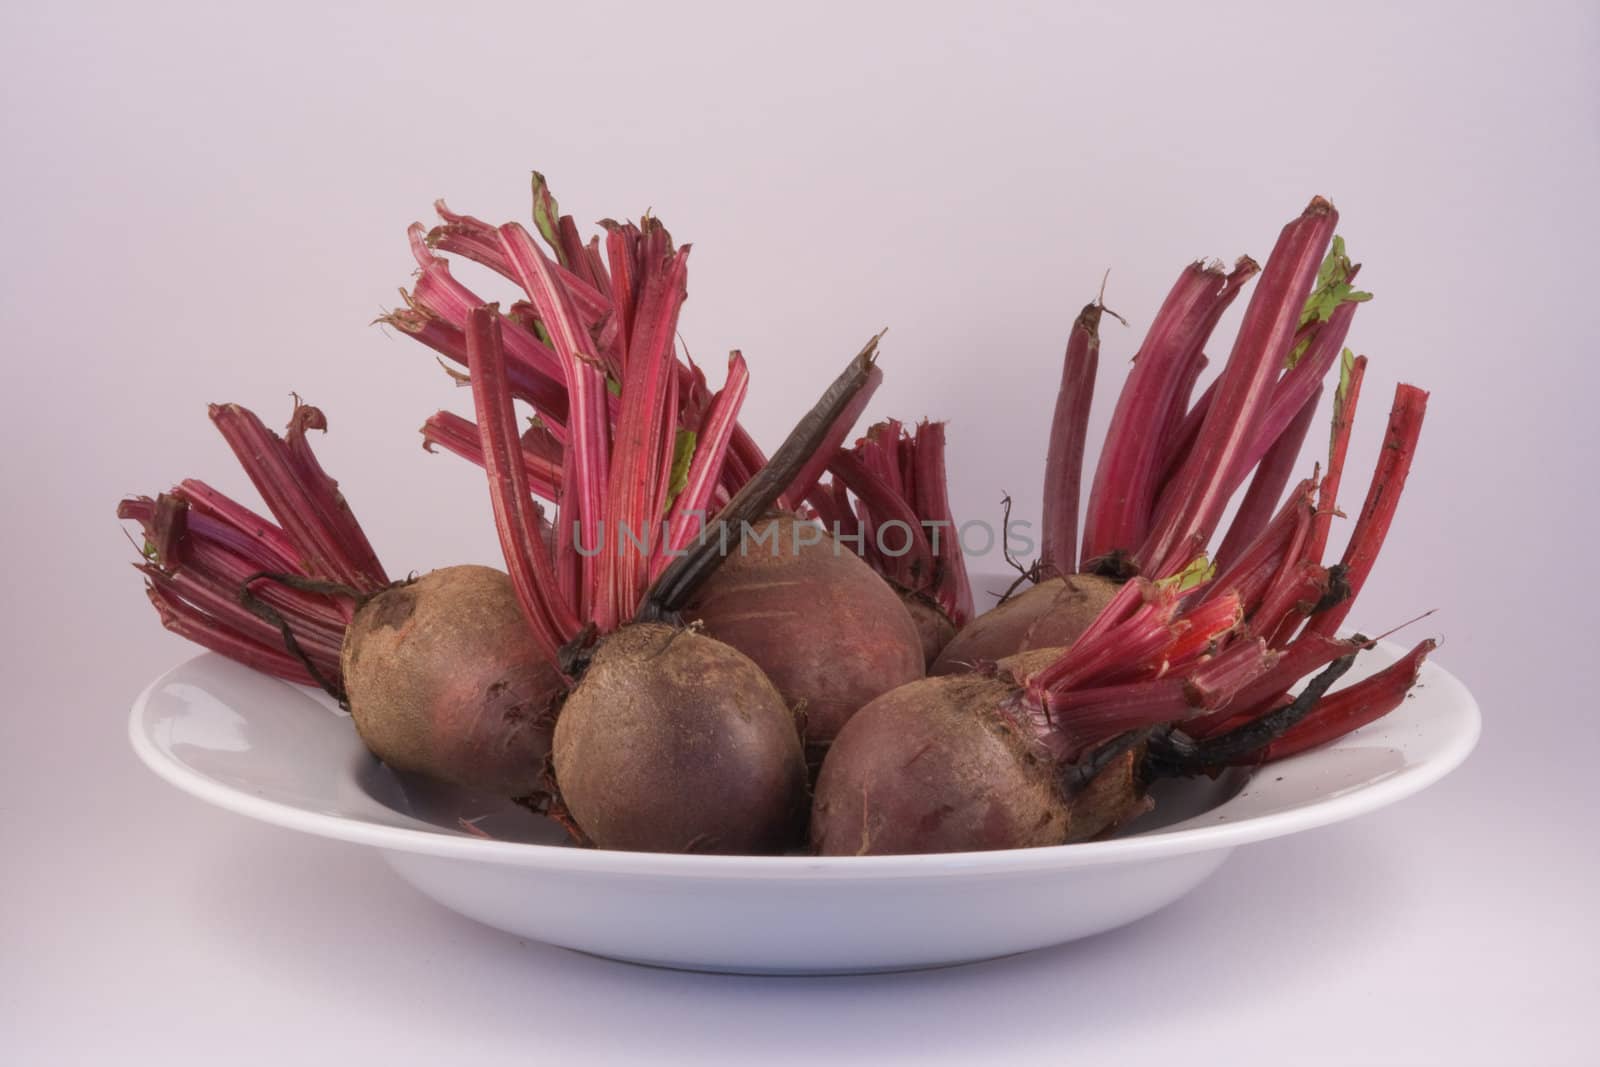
[811,673,1068,855]
[684,514,925,760]
[553,624,805,852]
[342,566,564,795]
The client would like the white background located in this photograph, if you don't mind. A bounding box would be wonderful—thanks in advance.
[3,2,1596,1063]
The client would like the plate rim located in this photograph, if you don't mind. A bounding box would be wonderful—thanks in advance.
[129,642,1479,881]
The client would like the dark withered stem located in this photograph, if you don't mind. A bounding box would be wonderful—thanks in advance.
[639,335,883,617]
[1148,641,1365,771]
[1063,728,1146,794]
[237,573,351,707]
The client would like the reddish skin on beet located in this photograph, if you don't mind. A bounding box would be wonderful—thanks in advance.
[900,592,958,665]
[811,674,1068,855]
[685,514,925,760]
[813,632,1181,856]
[342,566,565,796]
[930,574,1120,675]
[553,623,806,853]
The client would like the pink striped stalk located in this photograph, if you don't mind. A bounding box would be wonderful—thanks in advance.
[654,352,751,573]
[1154,385,1430,761]
[159,493,350,641]
[600,245,691,626]
[497,222,612,622]
[1138,199,1338,578]
[420,411,565,500]
[208,403,389,593]
[1040,304,1100,575]
[392,180,775,503]
[463,306,582,666]
[404,224,570,386]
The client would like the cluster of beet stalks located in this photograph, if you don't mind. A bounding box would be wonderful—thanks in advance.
[121,178,1432,855]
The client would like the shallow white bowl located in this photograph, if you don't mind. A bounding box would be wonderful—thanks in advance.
[130,636,1477,975]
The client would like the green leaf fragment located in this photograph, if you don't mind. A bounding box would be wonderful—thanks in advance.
[141,538,159,562]
[1332,347,1357,423]
[1158,554,1215,593]
[530,171,564,261]
[605,376,622,398]
[664,428,697,510]
[1287,235,1373,368]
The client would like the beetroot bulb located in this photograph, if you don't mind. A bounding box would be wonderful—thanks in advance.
[817,199,1435,855]
[934,201,1371,675]
[117,400,563,796]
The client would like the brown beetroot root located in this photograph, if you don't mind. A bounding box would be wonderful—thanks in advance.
[810,670,1149,855]
[810,674,1069,855]
[552,623,807,853]
[341,565,564,796]
[930,574,1120,675]
[685,515,925,757]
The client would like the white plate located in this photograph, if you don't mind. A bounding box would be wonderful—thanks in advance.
[129,634,1478,975]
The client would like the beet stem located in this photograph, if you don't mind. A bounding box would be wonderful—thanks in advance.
[1081,259,1256,566]
[1214,385,1323,573]
[654,352,751,573]
[421,410,565,500]
[1305,384,1429,638]
[1248,639,1435,761]
[496,222,613,624]
[1306,352,1369,564]
[208,401,389,594]
[1040,303,1100,575]
[463,304,582,665]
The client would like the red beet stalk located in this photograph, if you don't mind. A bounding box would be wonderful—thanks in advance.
[1241,639,1436,763]
[1079,259,1257,568]
[1304,383,1429,637]
[824,418,974,628]
[1041,303,1101,574]
[1139,199,1338,577]
[118,400,389,691]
